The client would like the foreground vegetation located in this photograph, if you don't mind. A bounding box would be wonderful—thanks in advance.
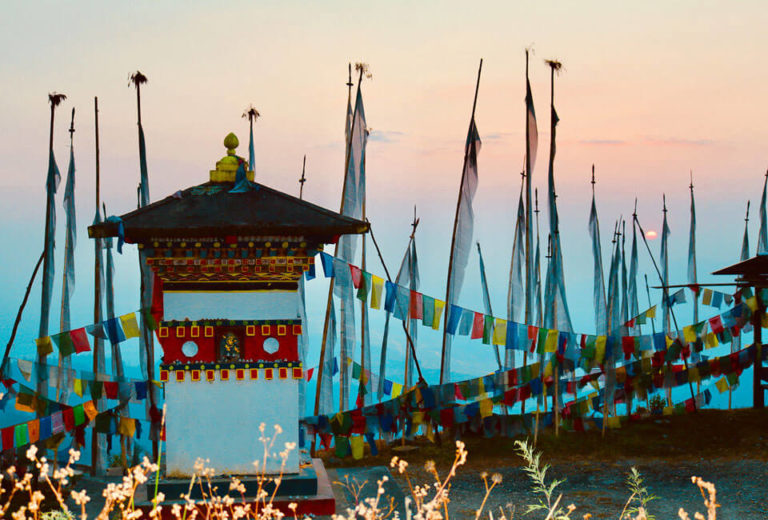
[0,422,727,520]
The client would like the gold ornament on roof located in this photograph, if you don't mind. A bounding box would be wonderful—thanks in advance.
[210,132,255,183]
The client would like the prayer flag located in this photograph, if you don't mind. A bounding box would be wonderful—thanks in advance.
[715,377,729,393]
[349,264,362,289]
[471,312,484,339]
[410,291,423,320]
[544,329,558,353]
[370,275,384,309]
[444,117,482,381]
[104,317,126,345]
[446,304,462,335]
[433,299,445,330]
[69,328,91,353]
[350,435,364,460]
[422,295,435,327]
[35,336,53,356]
[319,252,334,277]
[120,313,141,339]
[52,333,75,357]
[492,319,507,346]
[482,315,493,345]
[588,169,608,335]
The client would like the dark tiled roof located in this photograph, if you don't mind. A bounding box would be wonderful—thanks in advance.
[712,255,768,278]
[88,181,367,243]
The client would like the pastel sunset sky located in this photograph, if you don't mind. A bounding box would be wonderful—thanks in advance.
[1,1,766,406]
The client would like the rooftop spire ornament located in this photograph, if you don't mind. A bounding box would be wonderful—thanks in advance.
[242,105,260,177]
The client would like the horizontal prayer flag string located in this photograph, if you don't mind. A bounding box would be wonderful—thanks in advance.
[33,309,156,358]
[317,252,760,363]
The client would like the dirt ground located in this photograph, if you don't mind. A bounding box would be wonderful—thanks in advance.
[323,408,768,519]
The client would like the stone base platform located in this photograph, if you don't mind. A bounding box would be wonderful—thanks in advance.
[137,458,335,517]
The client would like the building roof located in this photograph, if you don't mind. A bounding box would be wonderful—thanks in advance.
[712,254,768,281]
[88,180,368,244]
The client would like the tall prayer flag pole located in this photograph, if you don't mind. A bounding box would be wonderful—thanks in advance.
[628,200,640,332]
[440,59,483,384]
[589,165,608,335]
[688,172,699,364]
[91,97,105,475]
[39,92,66,400]
[524,50,538,328]
[130,70,158,459]
[58,108,77,404]
[242,105,260,177]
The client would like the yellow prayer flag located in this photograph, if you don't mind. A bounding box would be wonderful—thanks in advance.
[665,334,675,348]
[595,336,607,364]
[73,379,84,397]
[412,411,424,425]
[530,363,541,379]
[688,367,700,383]
[117,417,136,437]
[350,435,364,460]
[543,360,553,378]
[646,305,656,319]
[83,401,98,421]
[746,296,758,312]
[370,276,384,309]
[702,288,713,306]
[479,398,493,418]
[705,332,719,349]
[120,313,141,339]
[492,319,507,346]
[477,378,485,395]
[35,336,53,356]
[616,366,626,383]
[607,416,622,429]
[662,406,674,416]
[544,329,558,353]
[432,300,445,330]
[391,383,402,398]
[683,325,697,344]
[715,377,729,393]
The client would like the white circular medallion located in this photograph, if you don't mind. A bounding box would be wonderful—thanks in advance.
[263,337,280,355]
[181,340,199,358]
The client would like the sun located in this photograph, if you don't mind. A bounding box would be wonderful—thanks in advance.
[646,230,658,240]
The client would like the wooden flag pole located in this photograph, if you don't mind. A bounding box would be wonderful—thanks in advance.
[299,154,307,200]
[92,96,102,475]
[312,64,359,454]
[440,58,483,385]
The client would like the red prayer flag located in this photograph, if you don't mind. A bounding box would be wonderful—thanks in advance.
[1,426,14,451]
[440,407,454,429]
[454,383,465,401]
[409,291,423,320]
[69,328,91,354]
[104,382,119,400]
[62,408,75,431]
[305,367,314,382]
[471,312,484,339]
[621,337,635,360]
[709,315,724,334]
[349,265,363,289]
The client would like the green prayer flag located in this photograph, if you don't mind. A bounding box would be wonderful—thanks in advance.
[73,405,85,426]
[356,272,371,302]
[90,381,103,400]
[15,423,28,447]
[537,328,548,354]
[334,435,351,458]
[52,333,75,357]
[482,315,493,345]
